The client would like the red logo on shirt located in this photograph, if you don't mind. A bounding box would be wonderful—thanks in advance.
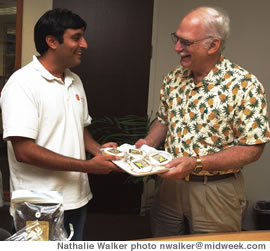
[75,94,80,101]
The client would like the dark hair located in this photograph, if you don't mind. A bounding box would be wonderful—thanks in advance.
[34,8,87,56]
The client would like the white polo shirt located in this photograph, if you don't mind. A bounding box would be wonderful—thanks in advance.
[0,56,92,210]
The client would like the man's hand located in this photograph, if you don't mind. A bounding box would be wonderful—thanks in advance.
[9,136,123,174]
[102,142,118,148]
[86,155,123,174]
[159,156,196,180]
[94,142,118,156]
[135,139,148,148]
[135,120,168,149]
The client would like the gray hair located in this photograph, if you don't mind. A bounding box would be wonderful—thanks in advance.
[191,6,230,52]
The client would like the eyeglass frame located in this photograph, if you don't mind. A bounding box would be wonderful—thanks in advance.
[171,32,213,47]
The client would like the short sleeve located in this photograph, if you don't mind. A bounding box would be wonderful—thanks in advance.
[233,80,270,145]
[1,77,39,140]
[157,77,169,125]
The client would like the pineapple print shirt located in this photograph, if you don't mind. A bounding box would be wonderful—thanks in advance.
[157,56,270,176]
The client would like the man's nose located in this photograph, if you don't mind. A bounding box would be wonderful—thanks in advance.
[174,40,183,52]
[80,37,88,49]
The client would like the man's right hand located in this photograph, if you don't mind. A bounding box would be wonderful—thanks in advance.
[135,120,168,149]
[135,139,148,148]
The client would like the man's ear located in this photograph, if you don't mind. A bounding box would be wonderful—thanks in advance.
[45,35,58,50]
[208,38,221,54]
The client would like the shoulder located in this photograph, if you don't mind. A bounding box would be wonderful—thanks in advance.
[222,57,264,92]
[166,65,185,79]
[1,62,40,101]
[9,61,34,79]
[162,65,186,87]
[6,58,43,86]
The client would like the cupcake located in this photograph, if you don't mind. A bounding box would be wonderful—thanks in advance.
[128,148,145,159]
[129,159,152,173]
[149,151,172,166]
[103,148,125,158]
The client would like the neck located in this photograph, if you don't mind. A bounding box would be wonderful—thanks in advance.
[38,54,65,80]
[192,54,221,84]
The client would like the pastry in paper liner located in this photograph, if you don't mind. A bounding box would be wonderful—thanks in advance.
[103,147,125,158]
[127,147,146,159]
[149,151,172,166]
[111,144,172,176]
[128,159,152,174]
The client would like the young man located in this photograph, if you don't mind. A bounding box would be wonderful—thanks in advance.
[136,6,270,236]
[0,8,120,241]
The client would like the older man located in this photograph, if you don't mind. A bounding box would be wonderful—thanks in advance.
[136,6,270,236]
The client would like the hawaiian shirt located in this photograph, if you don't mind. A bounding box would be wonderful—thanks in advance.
[157,55,270,176]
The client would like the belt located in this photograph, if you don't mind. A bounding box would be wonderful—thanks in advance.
[189,172,236,182]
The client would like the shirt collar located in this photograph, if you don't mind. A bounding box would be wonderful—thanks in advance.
[194,55,225,89]
[32,55,74,86]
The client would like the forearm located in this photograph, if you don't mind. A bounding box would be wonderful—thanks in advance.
[11,137,88,172]
[200,144,265,171]
[144,120,167,148]
[10,136,120,174]
[162,144,265,180]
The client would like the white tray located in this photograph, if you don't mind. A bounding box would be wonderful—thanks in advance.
[107,144,171,176]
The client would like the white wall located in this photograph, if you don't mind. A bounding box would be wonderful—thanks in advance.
[148,0,270,229]
[22,0,52,66]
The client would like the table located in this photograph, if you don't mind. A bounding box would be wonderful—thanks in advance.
[140,230,270,241]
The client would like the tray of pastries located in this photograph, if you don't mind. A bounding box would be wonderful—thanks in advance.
[102,144,173,176]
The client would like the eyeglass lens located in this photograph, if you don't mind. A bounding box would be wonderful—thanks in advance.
[171,33,193,46]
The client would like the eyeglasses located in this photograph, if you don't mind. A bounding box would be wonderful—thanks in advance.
[171,32,212,47]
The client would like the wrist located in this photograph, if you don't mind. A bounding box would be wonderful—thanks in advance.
[141,137,150,147]
[193,156,203,173]
[144,136,157,148]
[91,144,102,156]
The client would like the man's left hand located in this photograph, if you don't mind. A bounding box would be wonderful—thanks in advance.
[159,156,196,179]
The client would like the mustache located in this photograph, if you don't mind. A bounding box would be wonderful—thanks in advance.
[180,53,189,57]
